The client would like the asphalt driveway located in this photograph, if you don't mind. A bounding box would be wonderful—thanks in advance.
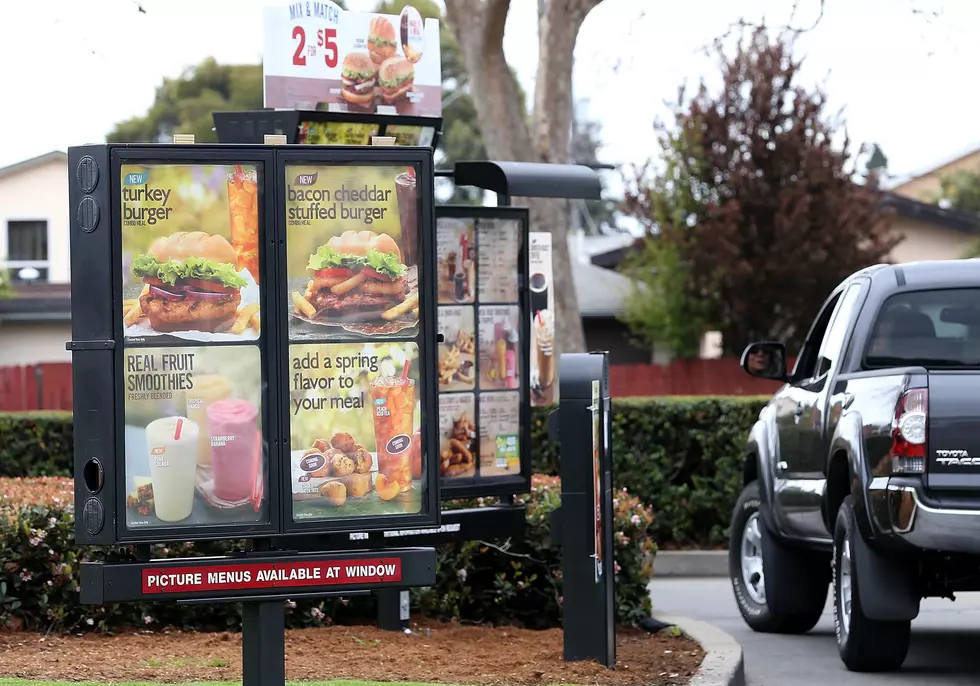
[651,577,980,685]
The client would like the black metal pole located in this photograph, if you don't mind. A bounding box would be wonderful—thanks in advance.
[553,351,616,667]
[377,589,408,631]
[242,600,286,686]
[497,193,512,207]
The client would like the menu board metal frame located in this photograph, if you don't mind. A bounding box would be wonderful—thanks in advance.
[108,145,283,544]
[275,147,440,535]
[434,206,532,500]
[70,143,440,546]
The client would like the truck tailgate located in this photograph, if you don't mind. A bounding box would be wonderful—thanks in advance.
[927,371,980,490]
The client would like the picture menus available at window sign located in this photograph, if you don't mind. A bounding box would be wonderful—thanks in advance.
[436,215,523,484]
[285,163,424,522]
[119,163,269,531]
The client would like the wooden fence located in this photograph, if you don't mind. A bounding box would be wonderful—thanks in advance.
[608,357,791,397]
[0,357,783,411]
[0,363,73,411]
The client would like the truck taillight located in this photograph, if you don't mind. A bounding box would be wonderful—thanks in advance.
[890,388,927,474]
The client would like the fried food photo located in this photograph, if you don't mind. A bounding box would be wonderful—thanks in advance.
[440,411,477,477]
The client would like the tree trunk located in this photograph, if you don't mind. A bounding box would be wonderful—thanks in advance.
[444,0,605,353]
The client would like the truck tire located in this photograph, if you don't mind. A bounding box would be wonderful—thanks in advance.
[833,496,910,672]
[729,481,828,633]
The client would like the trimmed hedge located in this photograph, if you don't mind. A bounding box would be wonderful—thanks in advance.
[1,397,766,548]
[0,413,73,478]
[0,476,654,633]
[531,397,767,548]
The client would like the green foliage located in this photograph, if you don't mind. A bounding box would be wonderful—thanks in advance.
[0,269,13,299]
[621,27,896,356]
[939,165,980,217]
[2,395,765,549]
[0,475,653,633]
[0,413,73,478]
[531,397,768,549]
[107,59,263,144]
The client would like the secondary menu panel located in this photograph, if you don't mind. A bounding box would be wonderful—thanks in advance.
[436,213,524,485]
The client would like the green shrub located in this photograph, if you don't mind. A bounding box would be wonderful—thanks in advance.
[531,397,769,548]
[0,397,766,548]
[0,475,654,633]
[0,412,73,478]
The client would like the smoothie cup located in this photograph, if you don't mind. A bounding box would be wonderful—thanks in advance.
[207,398,260,502]
[145,416,200,522]
[186,374,232,467]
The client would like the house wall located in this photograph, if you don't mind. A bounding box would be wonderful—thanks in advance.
[0,323,71,365]
[0,157,70,283]
[892,149,980,203]
[887,216,975,263]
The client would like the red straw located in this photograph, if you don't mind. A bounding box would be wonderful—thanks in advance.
[233,164,245,189]
[174,418,183,441]
[250,429,263,512]
[537,311,543,325]
[402,359,411,381]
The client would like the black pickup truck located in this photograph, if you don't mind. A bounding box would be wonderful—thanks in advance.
[729,260,980,672]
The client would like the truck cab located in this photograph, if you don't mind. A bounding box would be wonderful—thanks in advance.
[729,260,980,672]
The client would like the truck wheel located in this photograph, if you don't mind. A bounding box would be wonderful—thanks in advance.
[729,481,828,633]
[834,496,910,672]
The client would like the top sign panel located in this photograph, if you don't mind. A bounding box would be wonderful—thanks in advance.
[264,2,442,118]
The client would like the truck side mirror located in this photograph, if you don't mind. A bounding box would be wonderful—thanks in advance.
[740,341,788,381]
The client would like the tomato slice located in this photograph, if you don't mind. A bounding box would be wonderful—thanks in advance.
[362,268,392,281]
[143,277,166,288]
[185,278,236,294]
[314,267,353,278]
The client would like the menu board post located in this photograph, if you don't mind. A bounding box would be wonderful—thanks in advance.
[433,206,532,500]
[550,351,615,667]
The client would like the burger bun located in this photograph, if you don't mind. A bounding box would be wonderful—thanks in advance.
[148,231,237,265]
[368,16,397,64]
[327,230,402,262]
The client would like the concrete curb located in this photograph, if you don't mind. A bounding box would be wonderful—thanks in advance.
[655,550,728,578]
[657,613,745,686]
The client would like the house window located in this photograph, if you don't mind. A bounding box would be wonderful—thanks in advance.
[5,220,49,283]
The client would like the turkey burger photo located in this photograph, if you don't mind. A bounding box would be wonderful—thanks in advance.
[131,231,247,333]
[341,52,379,108]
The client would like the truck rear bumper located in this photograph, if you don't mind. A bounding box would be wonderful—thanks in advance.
[870,476,980,553]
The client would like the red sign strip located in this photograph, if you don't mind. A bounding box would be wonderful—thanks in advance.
[141,558,402,594]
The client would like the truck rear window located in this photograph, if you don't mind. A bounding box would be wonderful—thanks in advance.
[865,289,980,368]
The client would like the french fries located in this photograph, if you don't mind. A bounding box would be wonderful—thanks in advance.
[292,291,317,319]
[411,307,419,319]
[123,300,143,327]
[330,272,366,296]
[382,292,419,321]
[122,298,138,311]
[249,311,261,331]
[232,303,260,335]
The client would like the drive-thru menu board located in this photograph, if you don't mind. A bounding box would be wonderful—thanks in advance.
[120,162,269,531]
[434,208,530,496]
[70,144,437,546]
[284,160,428,523]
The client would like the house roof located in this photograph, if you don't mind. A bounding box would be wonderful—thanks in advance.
[0,283,71,323]
[573,261,638,318]
[589,192,980,269]
[0,151,68,181]
[881,192,980,235]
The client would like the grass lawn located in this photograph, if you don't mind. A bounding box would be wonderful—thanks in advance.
[0,681,459,686]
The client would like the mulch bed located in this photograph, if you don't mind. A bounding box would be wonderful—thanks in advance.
[0,622,703,685]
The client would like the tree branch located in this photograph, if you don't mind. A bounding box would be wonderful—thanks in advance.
[485,0,511,46]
